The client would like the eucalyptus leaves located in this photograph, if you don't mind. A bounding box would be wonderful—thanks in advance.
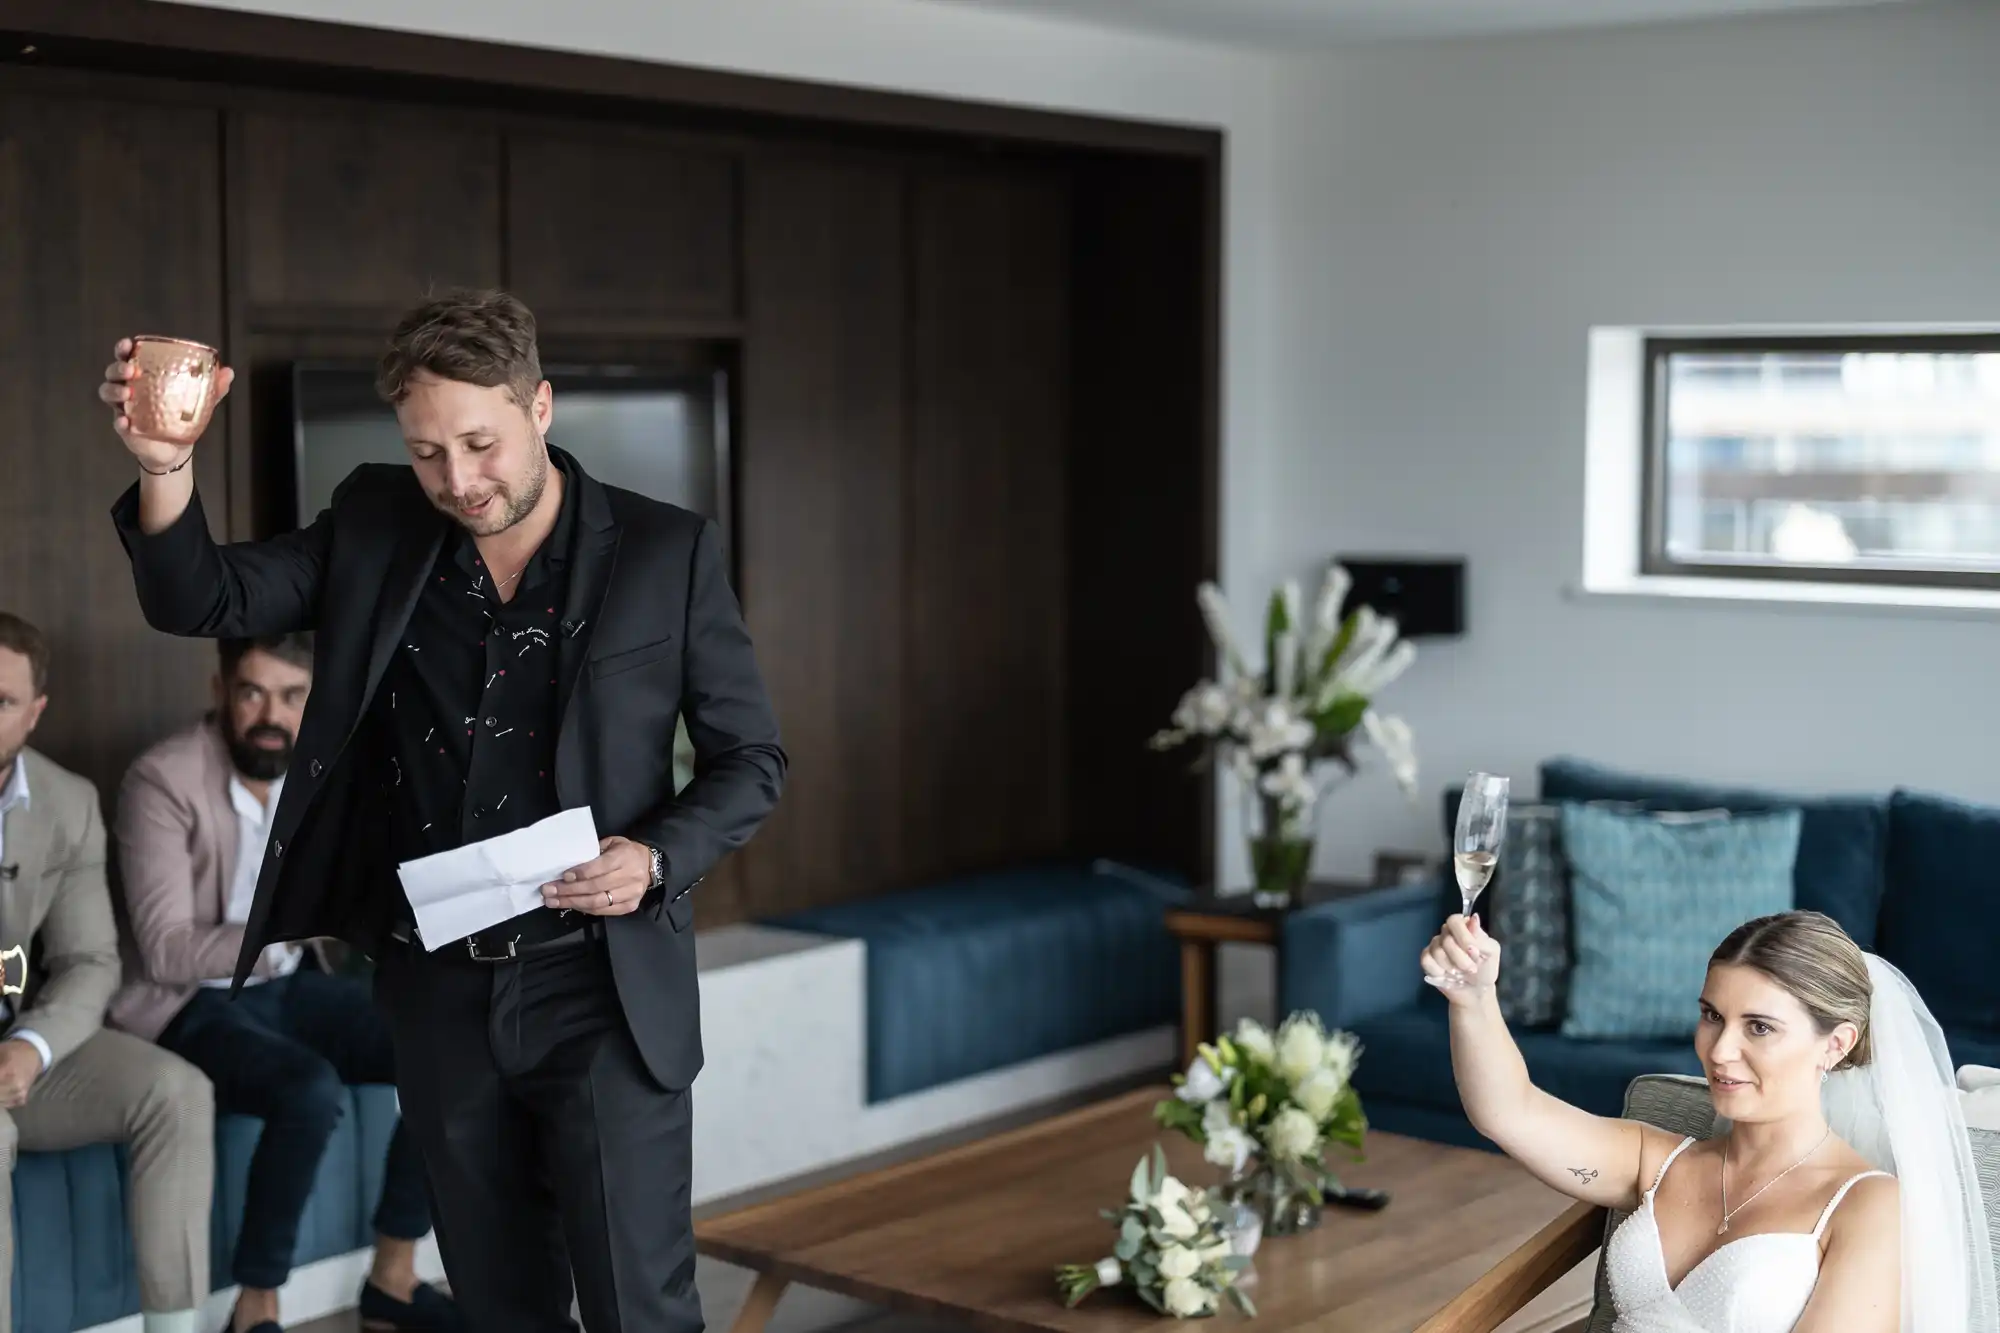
[1054,1146,1255,1318]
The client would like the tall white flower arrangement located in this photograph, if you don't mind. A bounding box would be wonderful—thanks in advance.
[1150,563,1420,835]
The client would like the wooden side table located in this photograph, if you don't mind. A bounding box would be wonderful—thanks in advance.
[1162,879,1381,1067]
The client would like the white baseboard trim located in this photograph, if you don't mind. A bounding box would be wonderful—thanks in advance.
[76,1234,444,1333]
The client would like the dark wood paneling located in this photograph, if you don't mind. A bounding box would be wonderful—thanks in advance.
[506,128,740,326]
[1067,156,1214,882]
[0,85,229,798]
[6,0,1220,158]
[903,167,1072,881]
[0,14,1226,927]
[731,152,908,921]
[239,102,501,313]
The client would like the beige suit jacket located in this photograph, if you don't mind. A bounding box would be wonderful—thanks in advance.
[108,719,296,1041]
[0,748,120,1064]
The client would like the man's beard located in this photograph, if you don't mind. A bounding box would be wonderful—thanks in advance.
[435,446,549,537]
[229,724,293,782]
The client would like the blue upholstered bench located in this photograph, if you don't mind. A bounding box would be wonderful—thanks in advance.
[11,1086,400,1333]
[766,860,1187,1103]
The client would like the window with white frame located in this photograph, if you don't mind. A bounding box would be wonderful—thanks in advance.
[1640,335,2000,590]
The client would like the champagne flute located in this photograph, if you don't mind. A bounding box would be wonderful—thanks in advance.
[1433,771,1509,989]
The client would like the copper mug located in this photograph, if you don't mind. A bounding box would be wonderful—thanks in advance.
[126,335,223,446]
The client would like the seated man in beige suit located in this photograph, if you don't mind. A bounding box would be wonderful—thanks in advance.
[111,633,450,1333]
[0,611,214,1333]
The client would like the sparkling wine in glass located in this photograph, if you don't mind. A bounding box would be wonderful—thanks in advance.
[1438,771,1509,987]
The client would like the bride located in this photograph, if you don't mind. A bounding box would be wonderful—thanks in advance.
[1419,908,1997,1332]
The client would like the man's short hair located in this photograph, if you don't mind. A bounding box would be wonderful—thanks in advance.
[0,612,49,696]
[376,287,543,413]
[219,633,315,680]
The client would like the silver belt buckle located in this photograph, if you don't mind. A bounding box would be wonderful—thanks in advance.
[466,934,519,963]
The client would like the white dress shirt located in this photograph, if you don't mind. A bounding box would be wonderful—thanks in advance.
[202,773,301,988]
[0,756,55,1071]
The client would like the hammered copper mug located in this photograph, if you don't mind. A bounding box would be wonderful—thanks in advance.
[126,335,223,446]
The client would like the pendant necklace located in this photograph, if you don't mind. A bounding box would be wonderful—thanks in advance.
[1718,1125,1829,1234]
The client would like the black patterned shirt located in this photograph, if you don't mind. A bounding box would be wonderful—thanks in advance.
[374,457,578,947]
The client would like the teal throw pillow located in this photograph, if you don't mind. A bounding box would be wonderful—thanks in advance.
[1488,804,1570,1030]
[1560,802,1800,1040]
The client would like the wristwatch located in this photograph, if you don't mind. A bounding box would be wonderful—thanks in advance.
[644,843,667,891]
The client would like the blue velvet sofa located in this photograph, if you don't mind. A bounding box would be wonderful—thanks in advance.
[12,1086,400,1333]
[1282,757,2000,1151]
[765,859,1186,1103]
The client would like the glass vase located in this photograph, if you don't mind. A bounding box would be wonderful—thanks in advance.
[1243,784,1317,908]
[1222,1159,1324,1238]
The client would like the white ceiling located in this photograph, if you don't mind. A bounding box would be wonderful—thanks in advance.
[931,0,1923,46]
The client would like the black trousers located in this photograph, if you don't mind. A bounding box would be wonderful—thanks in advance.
[375,935,701,1333]
[159,968,433,1289]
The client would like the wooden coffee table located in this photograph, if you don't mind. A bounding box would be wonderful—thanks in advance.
[697,1086,1602,1333]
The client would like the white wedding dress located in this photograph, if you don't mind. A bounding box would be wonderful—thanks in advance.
[1603,1135,1889,1333]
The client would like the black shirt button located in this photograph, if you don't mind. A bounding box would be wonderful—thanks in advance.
[484,716,497,727]
[472,805,487,819]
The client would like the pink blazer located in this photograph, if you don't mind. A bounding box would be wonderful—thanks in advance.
[107,719,298,1040]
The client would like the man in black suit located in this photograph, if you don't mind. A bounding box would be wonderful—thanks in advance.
[101,289,786,1333]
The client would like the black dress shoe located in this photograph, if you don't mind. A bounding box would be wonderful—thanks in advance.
[359,1280,466,1332]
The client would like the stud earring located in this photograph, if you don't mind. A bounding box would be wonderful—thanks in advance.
[1819,1066,1829,1084]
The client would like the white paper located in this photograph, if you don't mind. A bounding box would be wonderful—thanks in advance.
[396,806,602,949]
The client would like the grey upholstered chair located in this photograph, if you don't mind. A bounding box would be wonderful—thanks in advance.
[1416,1072,2000,1333]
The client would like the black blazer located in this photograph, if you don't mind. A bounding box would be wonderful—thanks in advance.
[110,449,785,1090]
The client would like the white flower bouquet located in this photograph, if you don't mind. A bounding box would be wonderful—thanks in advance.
[1055,1146,1256,1318]
[1154,1012,1366,1229]
[1149,564,1419,902]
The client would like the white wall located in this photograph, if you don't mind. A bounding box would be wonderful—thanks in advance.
[1265,3,2000,878]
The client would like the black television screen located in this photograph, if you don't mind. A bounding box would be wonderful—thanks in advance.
[290,362,731,554]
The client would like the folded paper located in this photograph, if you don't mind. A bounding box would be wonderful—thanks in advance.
[396,806,602,948]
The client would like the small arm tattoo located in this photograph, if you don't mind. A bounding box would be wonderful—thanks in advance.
[1568,1167,1599,1183]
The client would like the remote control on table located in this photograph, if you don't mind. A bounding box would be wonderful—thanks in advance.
[1324,1184,1391,1210]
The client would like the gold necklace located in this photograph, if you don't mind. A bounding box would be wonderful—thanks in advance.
[1718,1125,1829,1234]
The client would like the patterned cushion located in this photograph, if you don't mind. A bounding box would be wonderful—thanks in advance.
[1560,803,1800,1041]
[1540,757,1889,948]
[1487,804,1570,1029]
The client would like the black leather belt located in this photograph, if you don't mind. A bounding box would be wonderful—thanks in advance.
[391,914,600,963]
